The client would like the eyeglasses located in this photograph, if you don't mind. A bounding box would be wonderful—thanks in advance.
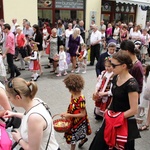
[111,63,123,68]
[8,80,22,98]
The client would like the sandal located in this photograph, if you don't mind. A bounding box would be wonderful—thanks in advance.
[78,138,88,148]
[139,125,149,131]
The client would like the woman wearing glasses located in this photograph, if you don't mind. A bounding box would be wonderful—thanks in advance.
[4,78,60,150]
[89,50,140,150]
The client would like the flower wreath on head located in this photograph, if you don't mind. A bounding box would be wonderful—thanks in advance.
[105,56,112,61]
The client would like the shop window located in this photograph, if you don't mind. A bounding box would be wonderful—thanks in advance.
[102,2,112,12]
[115,13,134,23]
[54,10,83,21]
[38,9,52,23]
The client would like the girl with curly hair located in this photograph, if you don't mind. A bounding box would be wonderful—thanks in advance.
[61,74,91,150]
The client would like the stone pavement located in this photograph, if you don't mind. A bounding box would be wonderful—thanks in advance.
[5,54,150,150]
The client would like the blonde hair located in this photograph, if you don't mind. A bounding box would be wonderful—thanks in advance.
[72,28,80,39]
[52,28,57,34]
[6,78,38,99]
[59,45,64,50]
[81,43,87,49]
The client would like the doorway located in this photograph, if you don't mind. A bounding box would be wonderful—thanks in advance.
[0,0,3,19]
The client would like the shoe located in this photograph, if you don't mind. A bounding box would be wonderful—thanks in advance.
[7,77,14,81]
[18,68,25,71]
[87,64,93,66]
[139,111,145,117]
[75,70,79,73]
[15,72,21,77]
[31,75,40,81]
[82,71,86,74]
[15,58,20,61]
[95,115,103,120]
[78,138,88,148]
[44,65,51,69]
[63,72,68,76]
[71,70,75,73]
[56,74,62,77]
[50,70,55,73]
[139,125,149,131]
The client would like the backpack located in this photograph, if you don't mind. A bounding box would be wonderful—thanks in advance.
[0,122,12,150]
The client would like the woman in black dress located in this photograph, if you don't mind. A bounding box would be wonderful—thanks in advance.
[89,50,140,150]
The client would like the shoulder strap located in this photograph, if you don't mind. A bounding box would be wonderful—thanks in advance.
[34,98,52,149]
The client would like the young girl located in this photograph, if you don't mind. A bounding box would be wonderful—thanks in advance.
[56,45,68,77]
[25,44,40,81]
[93,57,113,119]
[76,43,87,74]
[0,48,7,83]
[61,74,91,150]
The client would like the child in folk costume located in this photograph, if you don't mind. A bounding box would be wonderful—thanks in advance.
[61,74,92,150]
[56,45,68,76]
[27,44,40,81]
[0,48,7,82]
[76,43,87,74]
[93,57,113,119]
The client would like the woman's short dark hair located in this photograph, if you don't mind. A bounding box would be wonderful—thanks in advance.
[120,40,135,55]
[112,50,133,70]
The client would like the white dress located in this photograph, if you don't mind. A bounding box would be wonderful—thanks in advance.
[43,28,49,49]
[0,55,6,77]
[58,51,68,71]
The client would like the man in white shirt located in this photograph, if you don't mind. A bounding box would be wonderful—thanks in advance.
[99,20,106,31]
[11,18,18,34]
[88,24,101,66]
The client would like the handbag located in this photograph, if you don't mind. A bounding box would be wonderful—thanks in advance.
[0,122,12,150]
[46,43,50,54]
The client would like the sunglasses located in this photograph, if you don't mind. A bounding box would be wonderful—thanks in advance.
[111,63,123,68]
[8,80,22,98]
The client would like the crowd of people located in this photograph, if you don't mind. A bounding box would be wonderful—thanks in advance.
[0,17,150,150]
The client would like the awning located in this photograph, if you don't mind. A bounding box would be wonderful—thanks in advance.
[116,0,150,6]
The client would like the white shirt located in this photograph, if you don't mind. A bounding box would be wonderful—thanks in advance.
[11,23,18,33]
[21,98,59,150]
[113,28,120,40]
[141,34,150,45]
[65,29,73,38]
[130,31,141,39]
[90,30,101,44]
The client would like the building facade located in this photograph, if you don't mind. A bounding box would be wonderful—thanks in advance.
[0,0,150,30]
[101,0,150,28]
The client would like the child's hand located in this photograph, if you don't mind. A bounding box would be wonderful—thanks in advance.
[98,92,105,97]
[61,113,71,119]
